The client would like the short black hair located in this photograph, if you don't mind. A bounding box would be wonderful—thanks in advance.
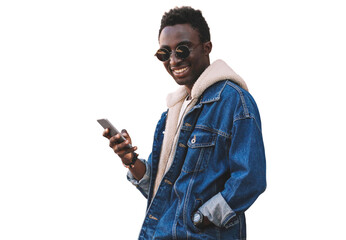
[158,6,210,43]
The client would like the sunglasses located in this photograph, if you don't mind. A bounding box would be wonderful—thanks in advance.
[155,45,194,62]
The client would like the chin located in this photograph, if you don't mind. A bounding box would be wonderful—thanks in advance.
[174,79,189,86]
[172,76,190,85]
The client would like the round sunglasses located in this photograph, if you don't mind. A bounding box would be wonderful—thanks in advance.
[155,45,193,62]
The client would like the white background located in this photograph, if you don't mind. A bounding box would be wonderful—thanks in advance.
[1,0,345,239]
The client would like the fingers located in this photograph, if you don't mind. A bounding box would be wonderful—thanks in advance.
[109,137,129,151]
[121,129,131,141]
[109,131,136,159]
[117,146,138,159]
[109,132,129,147]
[103,128,111,139]
[112,140,138,162]
[103,128,136,161]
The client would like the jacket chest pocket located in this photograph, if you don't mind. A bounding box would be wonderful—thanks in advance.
[183,129,217,173]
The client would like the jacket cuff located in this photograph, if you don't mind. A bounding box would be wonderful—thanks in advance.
[126,158,150,198]
[199,192,237,228]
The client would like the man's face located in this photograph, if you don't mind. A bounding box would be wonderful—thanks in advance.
[158,24,211,90]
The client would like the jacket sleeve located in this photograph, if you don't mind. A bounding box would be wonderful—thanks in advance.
[126,111,167,199]
[126,157,151,199]
[199,116,266,228]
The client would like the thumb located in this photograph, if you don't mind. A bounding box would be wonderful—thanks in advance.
[121,129,129,137]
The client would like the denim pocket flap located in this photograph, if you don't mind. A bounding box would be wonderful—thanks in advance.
[187,129,217,148]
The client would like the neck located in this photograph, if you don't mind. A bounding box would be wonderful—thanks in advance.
[185,84,197,100]
[183,61,211,99]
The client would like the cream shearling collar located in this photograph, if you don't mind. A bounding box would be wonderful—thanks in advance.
[166,59,248,108]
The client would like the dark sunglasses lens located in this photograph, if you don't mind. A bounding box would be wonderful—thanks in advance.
[176,45,190,59]
[156,48,170,61]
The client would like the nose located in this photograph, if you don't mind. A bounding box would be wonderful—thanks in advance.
[169,52,182,66]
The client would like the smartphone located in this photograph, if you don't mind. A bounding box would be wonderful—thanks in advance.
[97,118,132,148]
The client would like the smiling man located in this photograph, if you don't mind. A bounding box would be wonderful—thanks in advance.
[158,23,211,93]
[103,6,266,239]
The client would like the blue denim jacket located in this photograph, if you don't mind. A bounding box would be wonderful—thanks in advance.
[128,80,266,239]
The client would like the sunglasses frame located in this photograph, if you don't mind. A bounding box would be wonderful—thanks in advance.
[155,45,193,62]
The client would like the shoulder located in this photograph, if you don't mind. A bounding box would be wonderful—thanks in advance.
[202,80,261,120]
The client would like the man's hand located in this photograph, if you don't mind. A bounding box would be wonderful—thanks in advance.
[102,128,145,181]
[201,216,212,228]
[103,128,137,165]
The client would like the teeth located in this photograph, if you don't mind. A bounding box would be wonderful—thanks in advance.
[174,67,188,73]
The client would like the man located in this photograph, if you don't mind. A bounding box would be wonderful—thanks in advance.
[103,6,266,239]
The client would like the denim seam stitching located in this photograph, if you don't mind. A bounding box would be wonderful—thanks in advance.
[200,81,227,104]
[173,182,181,240]
[184,149,204,239]
[226,81,249,117]
[194,125,231,139]
[234,114,262,133]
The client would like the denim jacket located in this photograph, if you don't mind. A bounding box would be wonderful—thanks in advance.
[128,61,266,240]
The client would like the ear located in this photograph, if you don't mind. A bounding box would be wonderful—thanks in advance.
[203,41,212,55]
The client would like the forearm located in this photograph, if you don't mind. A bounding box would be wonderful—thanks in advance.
[127,158,151,199]
[125,157,146,181]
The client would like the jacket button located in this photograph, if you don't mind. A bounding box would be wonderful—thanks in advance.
[179,143,186,148]
[164,179,172,185]
[148,214,158,220]
[185,123,192,127]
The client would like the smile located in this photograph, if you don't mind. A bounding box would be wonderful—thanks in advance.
[173,66,189,74]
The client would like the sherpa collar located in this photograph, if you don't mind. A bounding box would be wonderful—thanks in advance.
[166,59,248,108]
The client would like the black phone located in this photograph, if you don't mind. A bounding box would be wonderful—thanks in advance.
[97,118,132,148]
